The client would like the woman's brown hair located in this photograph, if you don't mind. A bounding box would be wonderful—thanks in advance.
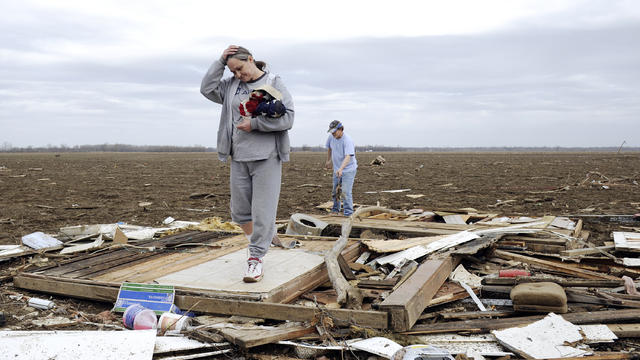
[227,46,266,70]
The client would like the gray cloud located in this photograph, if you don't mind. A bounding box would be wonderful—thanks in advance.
[1,8,640,148]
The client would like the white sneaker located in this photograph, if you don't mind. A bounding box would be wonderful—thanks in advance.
[243,257,263,283]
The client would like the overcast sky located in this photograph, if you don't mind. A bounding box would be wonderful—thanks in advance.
[1,0,639,148]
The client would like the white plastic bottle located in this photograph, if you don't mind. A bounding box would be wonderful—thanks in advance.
[122,304,157,330]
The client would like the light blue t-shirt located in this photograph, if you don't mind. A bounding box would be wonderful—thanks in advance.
[326,133,357,173]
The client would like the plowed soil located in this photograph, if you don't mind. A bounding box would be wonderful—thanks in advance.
[1,152,640,245]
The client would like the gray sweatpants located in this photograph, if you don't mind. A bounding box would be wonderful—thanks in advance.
[230,156,282,258]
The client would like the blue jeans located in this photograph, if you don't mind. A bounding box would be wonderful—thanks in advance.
[332,170,356,216]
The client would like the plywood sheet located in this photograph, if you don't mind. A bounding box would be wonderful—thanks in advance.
[155,249,325,297]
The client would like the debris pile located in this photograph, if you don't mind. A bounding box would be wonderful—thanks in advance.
[2,206,640,359]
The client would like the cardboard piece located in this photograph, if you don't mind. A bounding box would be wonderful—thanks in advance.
[113,227,128,244]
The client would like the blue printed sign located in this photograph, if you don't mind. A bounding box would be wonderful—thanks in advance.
[113,282,176,315]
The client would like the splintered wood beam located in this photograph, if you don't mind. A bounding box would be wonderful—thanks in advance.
[492,249,619,280]
[560,245,615,257]
[379,256,455,331]
[607,324,640,338]
[482,277,625,288]
[13,273,388,329]
[544,353,639,360]
[177,295,387,328]
[13,274,119,302]
[217,324,316,349]
[271,242,362,304]
[337,254,357,281]
[405,309,640,335]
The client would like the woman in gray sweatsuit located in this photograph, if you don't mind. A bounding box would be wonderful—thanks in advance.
[200,45,294,282]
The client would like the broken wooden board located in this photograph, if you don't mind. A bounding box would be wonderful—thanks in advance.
[492,249,620,280]
[405,309,640,335]
[614,232,640,252]
[442,214,469,224]
[482,277,625,288]
[427,281,476,308]
[560,245,616,257]
[314,214,481,236]
[155,248,325,302]
[12,274,388,329]
[379,256,455,331]
[374,231,478,267]
[439,310,515,320]
[16,231,362,305]
[59,235,105,255]
[0,245,31,261]
[217,323,315,349]
[607,324,640,338]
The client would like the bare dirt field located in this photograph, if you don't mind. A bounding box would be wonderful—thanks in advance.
[1,151,640,356]
[2,151,639,245]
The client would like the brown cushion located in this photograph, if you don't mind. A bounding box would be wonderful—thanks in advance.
[513,303,568,314]
[511,282,567,308]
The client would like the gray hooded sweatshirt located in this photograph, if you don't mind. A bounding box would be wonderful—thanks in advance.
[200,57,294,162]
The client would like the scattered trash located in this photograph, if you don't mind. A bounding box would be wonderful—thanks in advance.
[498,269,531,277]
[27,298,55,310]
[365,188,412,194]
[31,316,75,327]
[113,226,128,244]
[8,200,640,357]
[21,232,62,250]
[370,155,386,166]
[122,304,158,330]
[271,235,299,249]
[0,245,27,261]
[392,345,455,360]
[59,234,104,255]
[285,213,328,236]
[349,337,402,358]
[158,312,190,332]
[189,192,214,199]
[58,220,201,241]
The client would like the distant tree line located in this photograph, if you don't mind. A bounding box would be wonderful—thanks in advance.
[1,143,638,153]
[0,143,214,153]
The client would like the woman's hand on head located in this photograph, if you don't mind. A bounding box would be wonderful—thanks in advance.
[222,45,239,63]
